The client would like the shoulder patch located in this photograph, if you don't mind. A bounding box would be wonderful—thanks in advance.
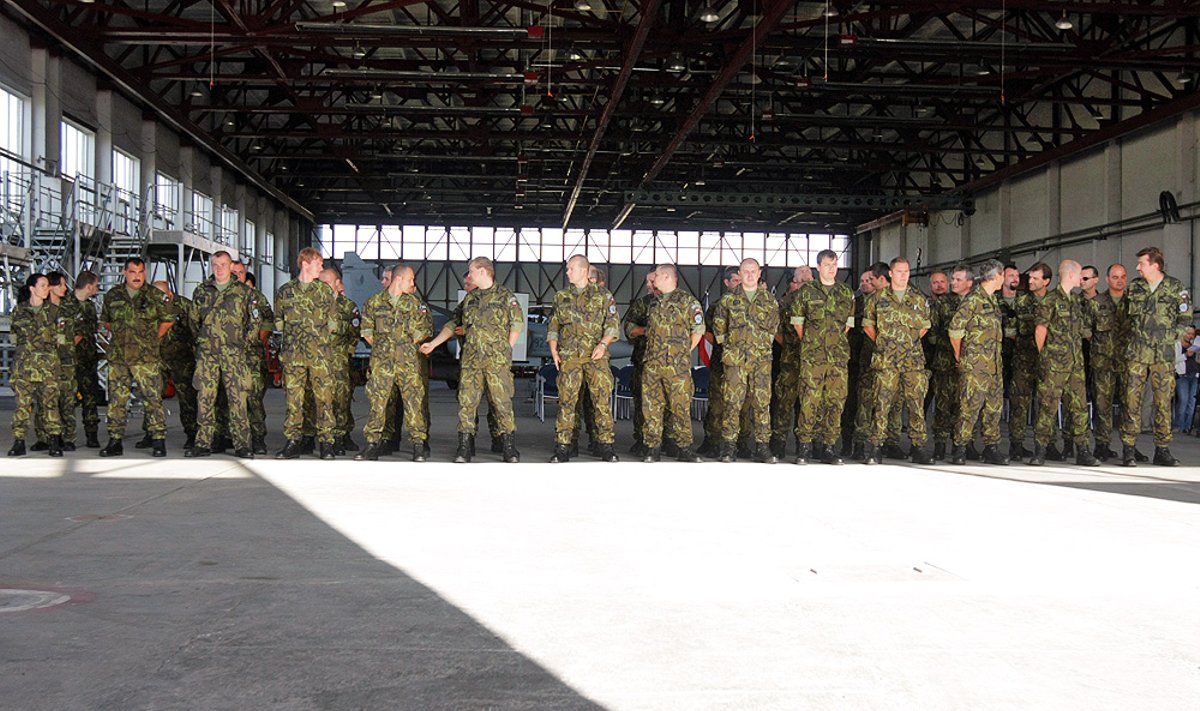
[609,303,617,314]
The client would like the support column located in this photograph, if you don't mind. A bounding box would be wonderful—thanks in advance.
[140,116,157,212]
[210,164,223,244]
[235,182,248,257]
[179,144,194,232]
[95,89,112,185]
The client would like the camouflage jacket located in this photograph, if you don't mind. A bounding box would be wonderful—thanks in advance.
[361,290,433,368]
[10,302,65,381]
[1013,291,1044,361]
[948,286,1003,378]
[334,294,362,359]
[790,280,854,366]
[101,284,174,366]
[73,295,100,363]
[713,286,780,368]
[275,278,339,364]
[450,283,524,366]
[645,287,705,376]
[246,286,275,363]
[776,289,802,364]
[1119,274,1191,365]
[995,292,1019,362]
[1036,286,1091,373]
[925,292,962,372]
[53,296,81,367]
[863,287,931,372]
[190,279,260,362]
[547,283,620,364]
[159,294,196,364]
[1087,291,1122,368]
[622,292,655,365]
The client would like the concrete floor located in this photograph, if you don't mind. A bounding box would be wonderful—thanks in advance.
[2,382,1198,710]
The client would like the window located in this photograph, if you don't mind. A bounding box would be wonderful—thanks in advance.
[220,205,239,247]
[0,85,29,220]
[244,219,256,261]
[264,231,275,266]
[154,172,180,227]
[60,119,95,181]
[112,149,140,196]
[191,191,214,238]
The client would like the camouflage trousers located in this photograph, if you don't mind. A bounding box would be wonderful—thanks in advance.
[556,358,615,445]
[458,360,515,435]
[76,358,101,435]
[642,368,694,449]
[1008,353,1038,443]
[248,359,268,439]
[871,368,928,446]
[195,355,251,450]
[1090,360,1118,447]
[1034,365,1089,447]
[955,367,1003,447]
[333,359,354,438]
[771,358,801,444]
[36,361,77,443]
[160,357,197,438]
[931,368,960,441]
[721,364,771,443]
[702,361,725,445]
[631,362,647,446]
[107,361,166,440]
[795,362,848,446]
[573,385,597,445]
[364,360,428,443]
[12,375,60,440]
[283,360,336,443]
[1121,361,1174,447]
[856,368,903,445]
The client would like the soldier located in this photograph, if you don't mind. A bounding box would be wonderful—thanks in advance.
[72,271,102,448]
[320,266,361,454]
[790,249,855,465]
[421,256,524,463]
[148,280,198,450]
[771,265,812,458]
[1085,264,1128,461]
[948,259,1008,465]
[712,258,779,463]
[99,257,175,457]
[570,264,609,456]
[7,274,64,457]
[275,247,340,460]
[357,264,433,462]
[640,264,705,462]
[185,250,259,459]
[547,254,621,463]
[622,270,659,455]
[1025,260,1099,466]
[862,256,932,465]
[699,266,741,457]
[853,262,906,460]
[1118,246,1189,466]
[32,272,80,452]
[927,266,969,459]
[231,260,275,454]
[1008,262,1050,460]
[841,269,876,455]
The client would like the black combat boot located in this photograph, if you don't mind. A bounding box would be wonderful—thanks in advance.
[490,435,503,454]
[982,444,1009,466]
[342,434,359,452]
[99,439,124,457]
[213,435,232,454]
[84,429,101,449]
[568,439,579,459]
[1093,442,1116,461]
[642,446,661,463]
[755,442,777,464]
[501,434,520,463]
[933,440,947,461]
[950,443,967,465]
[1121,443,1138,467]
[134,433,153,449]
[30,441,49,451]
[185,433,197,451]
[769,438,786,460]
[966,442,982,461]
[299,436,316,455]
[8,439,26,457]
[1008,440,1025,462]
[794,441,811,465]
[840,439,854,457]
[48,435,63,458]
[851,440,865,462]
[1027,444,1046,466]
[719,441,736,463]
[233,447,254,459]
[333,437,347,456]
[355,441,383,461]
[151,439,166,458]
[1133,447,1150,463]
[1061,440,1075,460]
[663,439,682,459]
[863,443,880,465]
[319,441,336,460]
[61,440,76,452]
[413,440,430,463]
[883,443,907,460]
[1075,445,1098,467]
[736,438,754,459]
[184,445,211,458]
[275,440,303,460]
[1153,446,1180,467]
[549,443,571,464]
[1045,442,1064,462]
[251,435,266,456]
[597,443,619,462]
[911,446,934,465]
[677,446,703,463]
[819,443,843,465]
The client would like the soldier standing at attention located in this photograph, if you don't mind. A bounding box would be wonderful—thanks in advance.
[275,248,340,460]
[927,267,969,460]
[72,271,102,448]
[1026,260,1099,466]
[33,272,80,452]
[712,258,779,463]
[421,256,524,463]
[771,266,812,459]
[7,274,64,457]
[571,265,610,456]
[547,255,621,463]
[791,249,855,465]
[948,260,1008,465]
[357,264,432,462]
[1085,264,1128,461]
[185,250,258,459]
[862,256,932,465]
[1118,246,1189,466]
[622,270,659,455]
[231,261,274,454]
[640,264,705,462]
[100,258,175,458]
[851,263,890,460]
[699,266,741,457]
[149,280,198,451]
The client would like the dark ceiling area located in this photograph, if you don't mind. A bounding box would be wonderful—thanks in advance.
[5,0,1200,231]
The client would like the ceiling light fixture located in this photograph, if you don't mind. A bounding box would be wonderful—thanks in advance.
[331,0,346,6]
[666,53,687,74]
[698,4,719,23]
[190,89,203,97]
[573,0,592,10]
[1055,11,1072,31]
[1178,71,1194,85]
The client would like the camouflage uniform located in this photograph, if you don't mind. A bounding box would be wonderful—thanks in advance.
[864,288,931,447]
[331,294,361,440]
[772,289,803,447]
[1118,275,1190,447]
[102,285,174,441]
[701,301,726,449]
[622,292,656,447]
[1008,292,1043,444]
[642,289,705,449]
[10,302,64,441]
[450,283,524,435]
[158,294,197,441]
[1034,286,1092,447]
[927,292,962,443]
[244,286,275,441]
[852,293,903,447]
[190,278,260,451]
[361,290,433,444]
[790,280,855,447]
[1086,291,1123,449]
[275,278,339,444]
[996,292,1019,396]
[712,286,780,445]
[73,295,102,441]
[548,283,620,446]
[36,297,80,443]
[949,287,1004,446]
